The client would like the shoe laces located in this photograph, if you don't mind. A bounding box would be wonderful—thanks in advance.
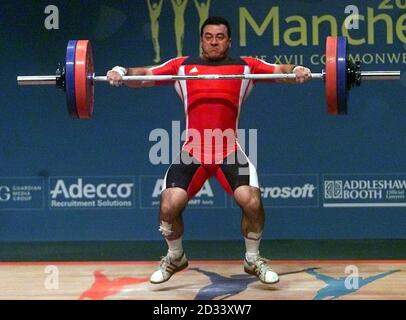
[254,257,273,275]
[159,255,171,269]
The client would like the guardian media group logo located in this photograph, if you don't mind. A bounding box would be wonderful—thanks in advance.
[0,177,44,210]
[49,177,135,209]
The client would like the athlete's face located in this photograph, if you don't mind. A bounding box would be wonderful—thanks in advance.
[201,24,231,61]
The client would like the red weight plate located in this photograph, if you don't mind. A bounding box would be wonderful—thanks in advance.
[74,40,94,119]
[325,36,338,115]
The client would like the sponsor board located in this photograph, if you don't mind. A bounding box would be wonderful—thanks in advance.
[49,177,135,209]
[139,175,227,209]
[323,174,406,207]
[231,174,319,208]
[0,177,44,210]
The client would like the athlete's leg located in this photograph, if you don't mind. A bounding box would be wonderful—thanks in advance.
[158,151,208,244]
[159,187,188,255]
[159,188,188,240]
[234,185,264,242]
[151,151,209,283]
[234,185,278,284]
[217,149,263,240]
[217,149,279,284]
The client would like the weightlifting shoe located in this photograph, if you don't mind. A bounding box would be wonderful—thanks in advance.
[244,256,279,284]
[150,251,188,284]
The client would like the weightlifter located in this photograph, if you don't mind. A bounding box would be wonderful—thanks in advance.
[106,16,311,284]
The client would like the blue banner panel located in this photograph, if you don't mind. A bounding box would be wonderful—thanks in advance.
[1,0,406,241]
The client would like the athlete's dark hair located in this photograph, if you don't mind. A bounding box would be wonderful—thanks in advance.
[200,16,231,38]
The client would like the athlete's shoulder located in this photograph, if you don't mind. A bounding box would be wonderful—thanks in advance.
[162,56,189,66]
[241,56,265,64]
[149,56,189,72]
[241,56,278,69]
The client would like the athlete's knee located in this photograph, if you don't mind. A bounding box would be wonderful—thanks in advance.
[245,196,262,213]
[234,186,262,212]
[160,188,188,219]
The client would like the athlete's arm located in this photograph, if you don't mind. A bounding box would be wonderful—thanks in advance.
[245,57,311,84]
[274,64,311,84]
[106,57,186,88]
[106,67,155,88]
[125,68,155,88]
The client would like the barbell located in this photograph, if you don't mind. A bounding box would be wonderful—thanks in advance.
[16,36,401,119]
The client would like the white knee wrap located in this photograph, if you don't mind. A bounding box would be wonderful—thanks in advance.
[158,221,173,237]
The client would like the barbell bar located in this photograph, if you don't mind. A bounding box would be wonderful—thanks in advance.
[16,37,401,119]
[17,71,401,83]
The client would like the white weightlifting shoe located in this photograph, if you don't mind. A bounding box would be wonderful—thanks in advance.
[244,256,279,284]
[150,251,188,284]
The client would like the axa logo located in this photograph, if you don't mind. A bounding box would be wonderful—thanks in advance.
[50,178,134,200]
[152,178,214,198]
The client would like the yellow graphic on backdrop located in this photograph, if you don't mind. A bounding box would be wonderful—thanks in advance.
[147,0,212,61]
[147,0,164,63]
[194,0,211,54]
[171,0,189,57]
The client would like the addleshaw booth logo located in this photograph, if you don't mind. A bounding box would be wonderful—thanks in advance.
[49,177,135,209]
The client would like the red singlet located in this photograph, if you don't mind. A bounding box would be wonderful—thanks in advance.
[151,56,277,164]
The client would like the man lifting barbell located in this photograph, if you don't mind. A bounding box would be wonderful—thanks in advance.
[16,16,401,285]
[16,36,400,117]
[106,16,311,285]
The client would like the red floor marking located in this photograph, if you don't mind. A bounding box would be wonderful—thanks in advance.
[78,270,149,300]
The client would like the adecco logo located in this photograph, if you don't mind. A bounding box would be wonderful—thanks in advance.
[49,177,135,209]
[50,178,133,199]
